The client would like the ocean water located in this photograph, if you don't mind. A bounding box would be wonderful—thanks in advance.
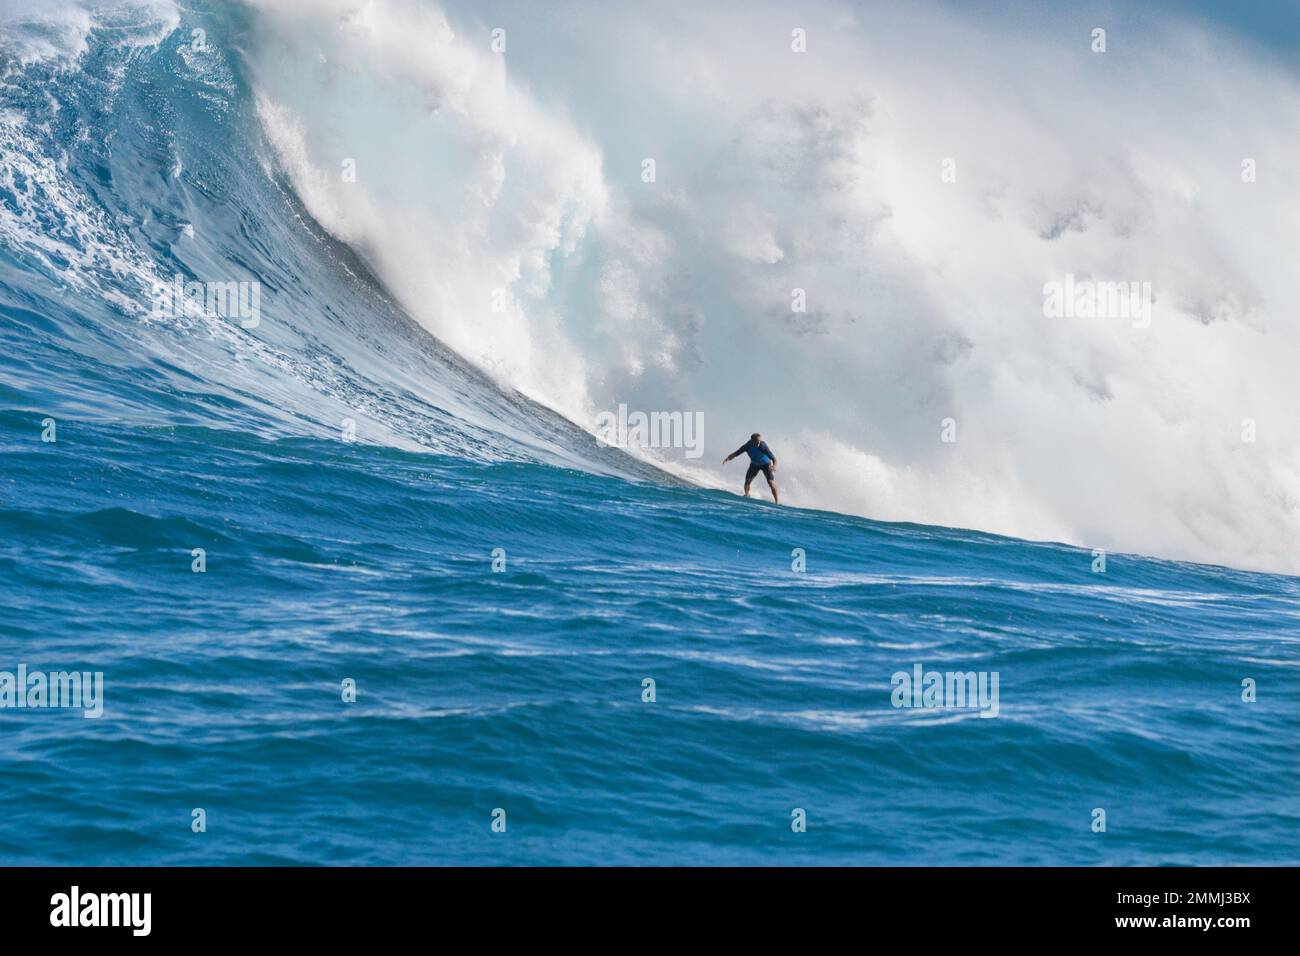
[1,1,1297,866]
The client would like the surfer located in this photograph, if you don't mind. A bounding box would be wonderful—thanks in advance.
[724,433,779,503]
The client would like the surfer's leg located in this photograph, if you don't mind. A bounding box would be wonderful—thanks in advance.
[744,463,759,496]
[762,464,778,503]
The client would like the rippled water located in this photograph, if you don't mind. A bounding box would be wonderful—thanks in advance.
[2,413,1296,864]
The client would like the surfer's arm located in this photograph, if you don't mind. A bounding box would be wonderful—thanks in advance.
[723,444,747,463]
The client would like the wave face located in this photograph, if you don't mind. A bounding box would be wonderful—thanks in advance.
[0,1,1297,865]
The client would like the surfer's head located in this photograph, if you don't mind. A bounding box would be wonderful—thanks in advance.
[751,433,760,442]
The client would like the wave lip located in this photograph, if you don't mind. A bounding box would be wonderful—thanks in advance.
[0,0,179,69]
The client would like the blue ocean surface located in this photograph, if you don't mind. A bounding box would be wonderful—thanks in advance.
[0,1,1297,866]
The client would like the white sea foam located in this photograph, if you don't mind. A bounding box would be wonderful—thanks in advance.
[0,0,178,69]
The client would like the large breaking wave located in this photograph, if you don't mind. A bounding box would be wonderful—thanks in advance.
[6,0,1299,572]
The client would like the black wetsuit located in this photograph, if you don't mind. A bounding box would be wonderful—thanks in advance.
[732,439,776,484]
